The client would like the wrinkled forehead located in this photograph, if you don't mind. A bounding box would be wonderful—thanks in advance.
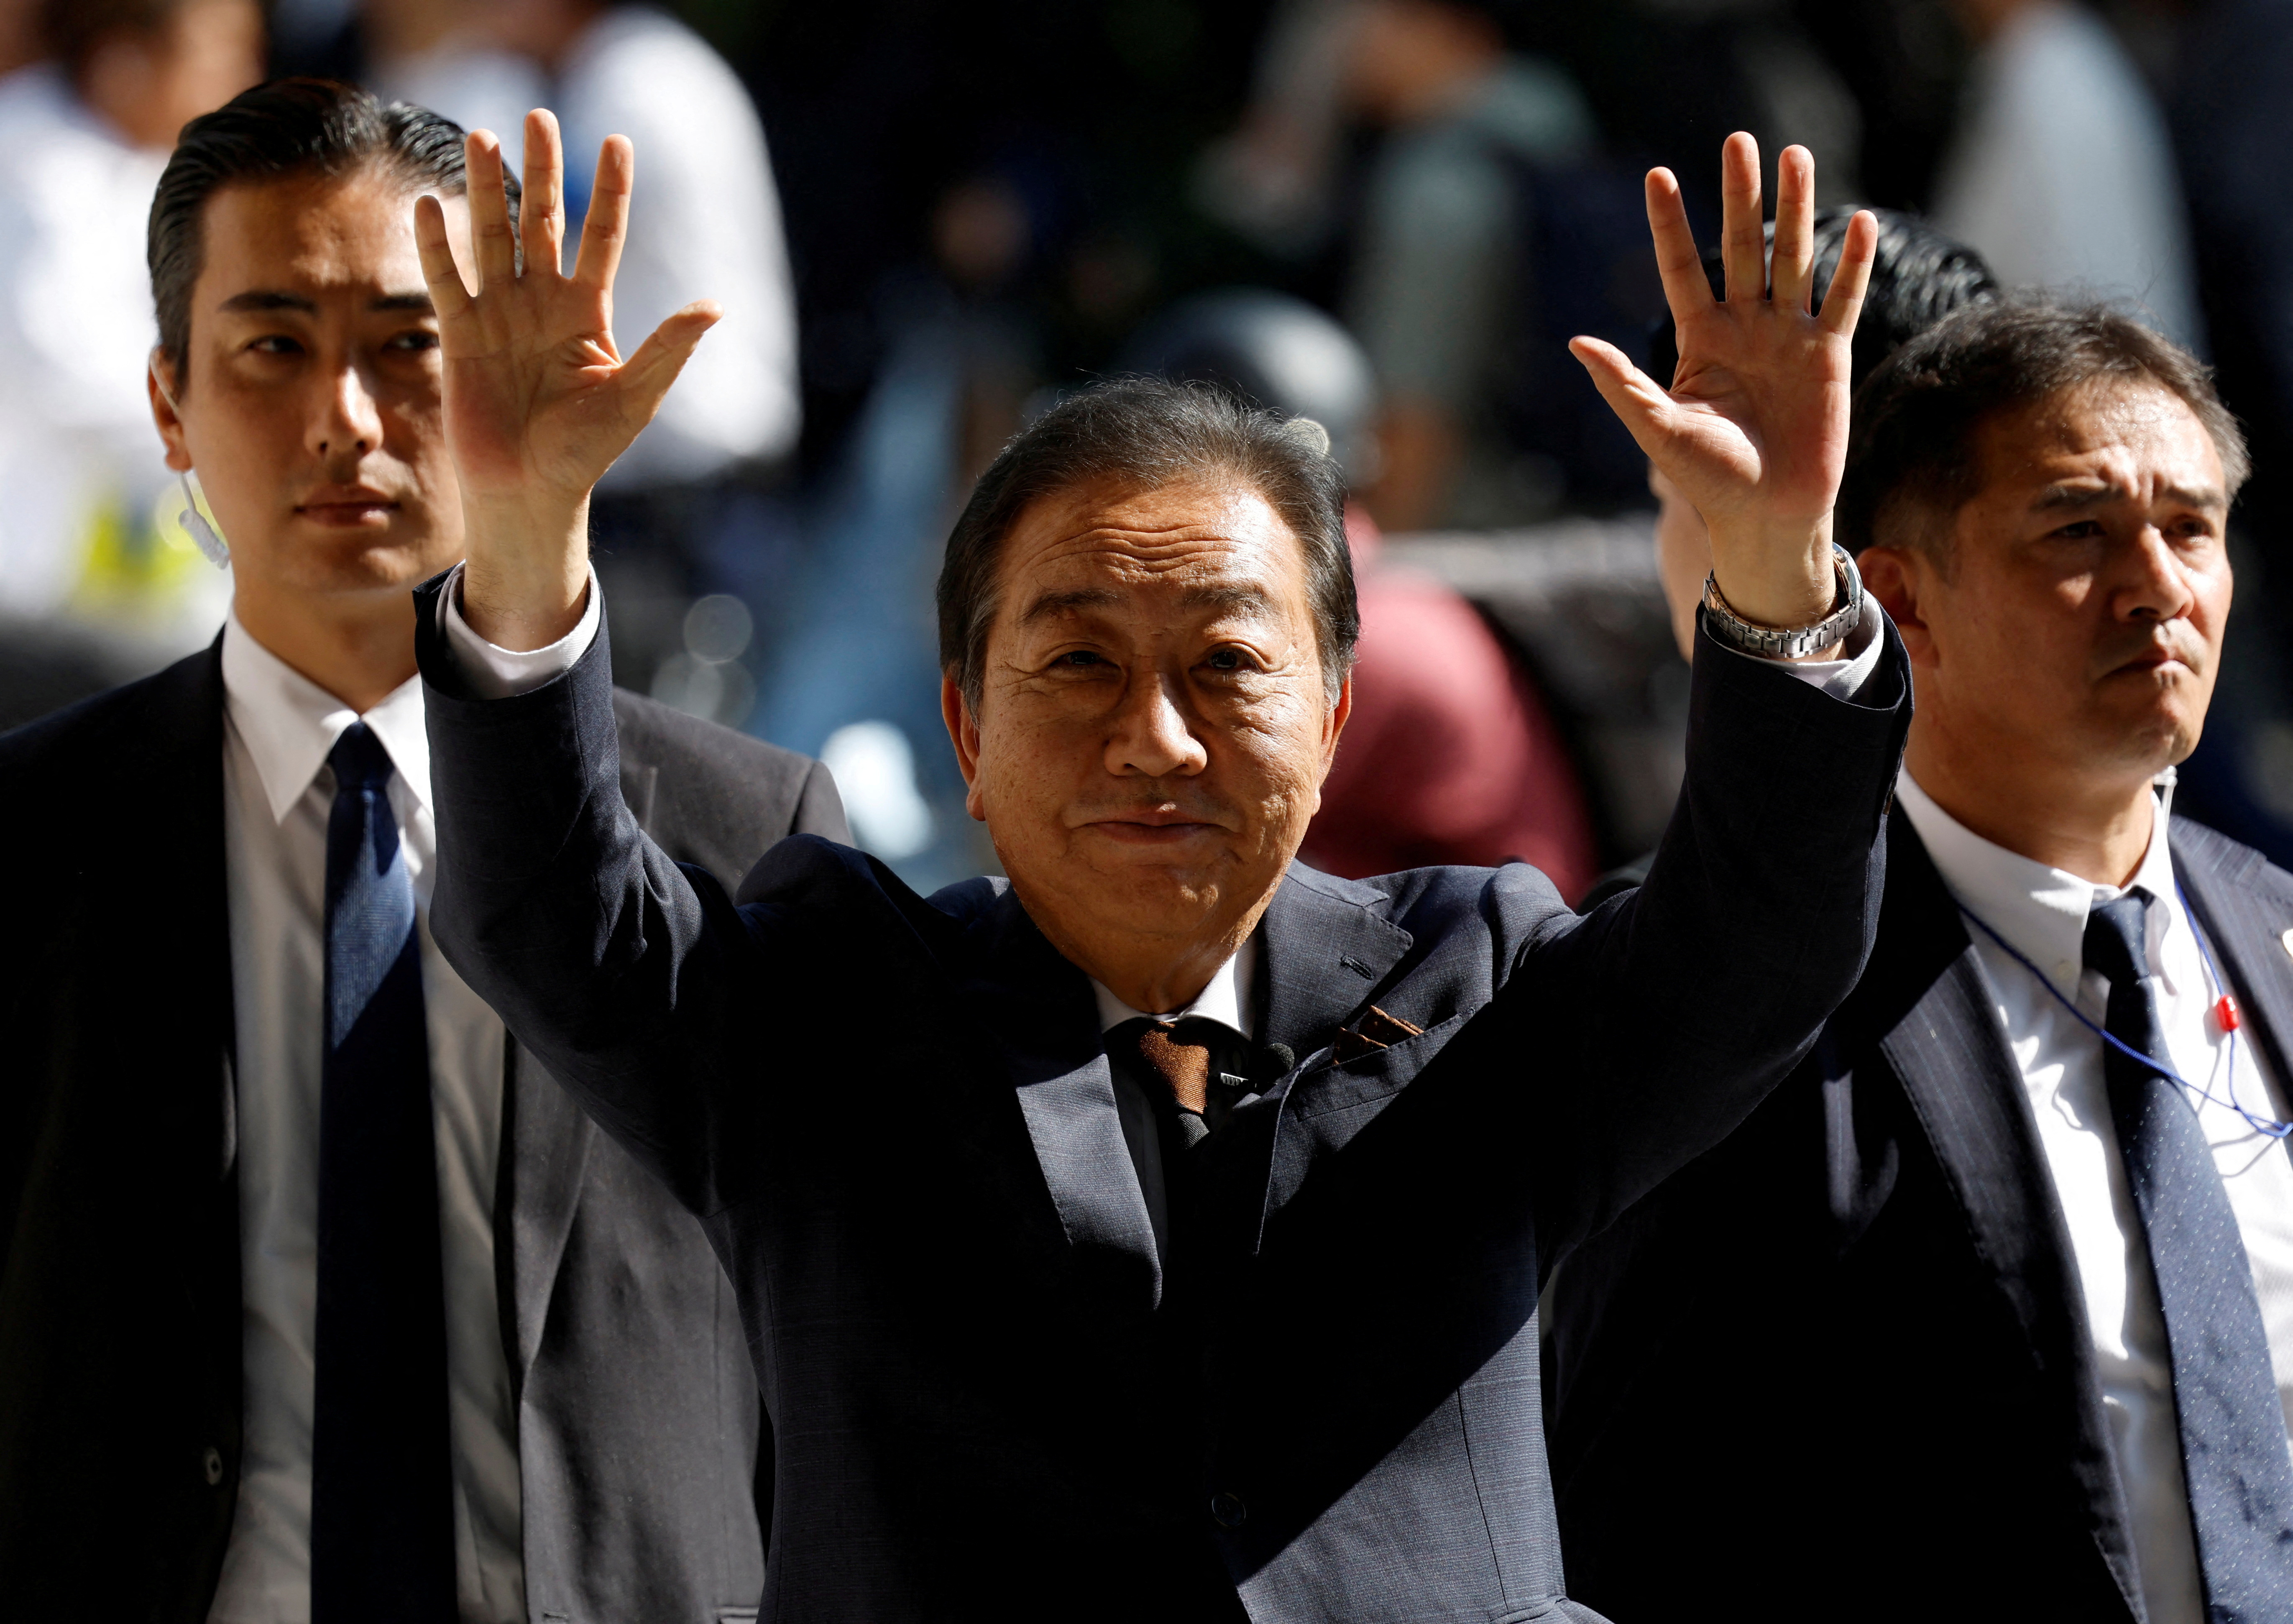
[992,476,1312,629]
[1973,377,2226,505]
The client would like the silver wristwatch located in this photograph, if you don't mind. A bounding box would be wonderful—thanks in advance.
[1700,544,1865,660]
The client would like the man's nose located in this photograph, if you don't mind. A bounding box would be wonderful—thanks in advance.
[1105,670,1209,779]
[2118,524,2198,624]
[309,362,383,460]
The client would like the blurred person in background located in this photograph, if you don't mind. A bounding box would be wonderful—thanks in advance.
[0,81,842,1621]
[1334,0,1599,532]
[1581,205,1996,908]
[369,0,801,698]
[2158,0,2293,870]
[0,0,257,630]
[1555,298,2293,1624]
[1127,286,1597,893]
[1932,0,2202,350]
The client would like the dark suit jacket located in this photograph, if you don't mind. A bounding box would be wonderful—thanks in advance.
[417,572,1911,1624]
[1546,811,2293,1624]
[0,638,845,1623]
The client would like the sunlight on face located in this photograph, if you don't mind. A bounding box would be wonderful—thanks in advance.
[946,476,1349,1004]
[159,168,475,611]
[1873,378,2232,787]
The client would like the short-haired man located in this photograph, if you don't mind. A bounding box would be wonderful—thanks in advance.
[1548,303,2293,1624]
[413,122,1908,1619]
[0,81,844,1621]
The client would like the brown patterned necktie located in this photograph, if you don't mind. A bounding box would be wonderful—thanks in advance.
[1129,1019,1212,1117]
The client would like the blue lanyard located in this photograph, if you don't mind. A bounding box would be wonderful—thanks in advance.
[1955,886,2287,1140]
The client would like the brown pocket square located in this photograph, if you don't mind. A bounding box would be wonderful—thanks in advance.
[1332,1005,1425,1063]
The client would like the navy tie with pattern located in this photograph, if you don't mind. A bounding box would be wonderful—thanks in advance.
[309,722,456,1624]
[2088,890,2293,1621]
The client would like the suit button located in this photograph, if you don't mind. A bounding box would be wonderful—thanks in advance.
[1209,1491,1247,1528]
[202,1446,223,1486]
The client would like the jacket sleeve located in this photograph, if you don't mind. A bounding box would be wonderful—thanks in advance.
[417,573,798,1218]
[1513,611,1912,1256]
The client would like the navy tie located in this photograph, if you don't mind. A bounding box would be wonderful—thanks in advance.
[2088,891,2293,1621]
[309,723,456,1624]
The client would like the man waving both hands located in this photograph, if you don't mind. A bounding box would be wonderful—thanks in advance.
[414,118,1910,1620]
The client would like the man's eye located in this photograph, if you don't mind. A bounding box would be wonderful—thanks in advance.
[1204,648,1246,672]
[1056,650,1104,668]
[2051,519,2104,540]
[249,335,302,355]
[386,330,440,353]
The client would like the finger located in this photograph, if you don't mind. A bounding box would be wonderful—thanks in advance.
[1818,208,1879,339]
[466,129,517,292]
[1644,167,1713,335]
[520,109,566,277]
[1570,335,1683,464]
[1719,131,1766,303]
[413,192,475,325]
[612,301,721,431]
[572,135,634,295]
[1770,145,1816,314]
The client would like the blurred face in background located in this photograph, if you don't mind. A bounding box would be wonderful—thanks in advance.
[1860,377,2232,804]
[945,476,1351,1008]
[149,167,477,627]
[74,0,263,151]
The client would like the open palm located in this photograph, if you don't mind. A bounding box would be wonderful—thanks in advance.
[416,111,717,521]
[1572,135,1874,631]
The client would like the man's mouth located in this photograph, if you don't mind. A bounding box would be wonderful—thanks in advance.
[294,488,401,527]
[1079,806,1231,845]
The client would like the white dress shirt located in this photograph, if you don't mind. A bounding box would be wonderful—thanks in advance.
[206,614,526,1624]
[1897,770,2293,1624]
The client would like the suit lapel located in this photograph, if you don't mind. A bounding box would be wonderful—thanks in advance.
[1258,863,1414,1060]
[966,884,1163,1303]
[2173,821,2293,1098]
[1875,821,2142,1615]
[1249,864,1414,1246]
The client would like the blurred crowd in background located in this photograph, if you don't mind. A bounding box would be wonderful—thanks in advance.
[8,0,2293,898]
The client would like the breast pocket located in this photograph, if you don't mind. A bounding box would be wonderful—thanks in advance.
[1265,1014,1470,1217]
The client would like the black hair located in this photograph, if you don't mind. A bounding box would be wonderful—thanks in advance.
[1650,207,1999,394]
[148,78,517,387]
[1840,299,2250,565]
[936,376,1357,708]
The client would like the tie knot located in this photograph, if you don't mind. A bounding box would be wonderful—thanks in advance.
[2084,889,2156,987]
[328,721,395,795]
[1122,1018,1214,1117]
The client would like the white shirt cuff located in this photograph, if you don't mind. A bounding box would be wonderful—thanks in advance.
[436,560,603,700]
[1716,596,1887,700]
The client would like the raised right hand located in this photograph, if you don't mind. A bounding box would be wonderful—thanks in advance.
[414,109,719,650]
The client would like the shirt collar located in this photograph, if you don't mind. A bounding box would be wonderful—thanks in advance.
[220,611,431,824]
[1092,935,1259,1041]
[1896,766,2181,1000]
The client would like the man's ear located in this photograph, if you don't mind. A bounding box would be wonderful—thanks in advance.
[1857,545,1937,669]
[148,351,193,473]
[1324,671,1353,763]
[941,672,988,823]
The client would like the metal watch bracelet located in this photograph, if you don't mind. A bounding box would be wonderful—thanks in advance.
[1700,544,1864,660]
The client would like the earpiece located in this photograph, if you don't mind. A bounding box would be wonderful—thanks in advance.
[152,355,229,569]
[177,473,229,568]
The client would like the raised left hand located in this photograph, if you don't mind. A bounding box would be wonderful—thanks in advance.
[1571,134,1874,636]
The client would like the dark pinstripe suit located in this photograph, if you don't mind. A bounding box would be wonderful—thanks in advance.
[417,580,1912,1624]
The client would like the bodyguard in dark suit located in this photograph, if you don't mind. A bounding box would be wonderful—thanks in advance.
[1549,302,2292,1624]
[0,82,843,1622]
[414,121,1906,1619]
